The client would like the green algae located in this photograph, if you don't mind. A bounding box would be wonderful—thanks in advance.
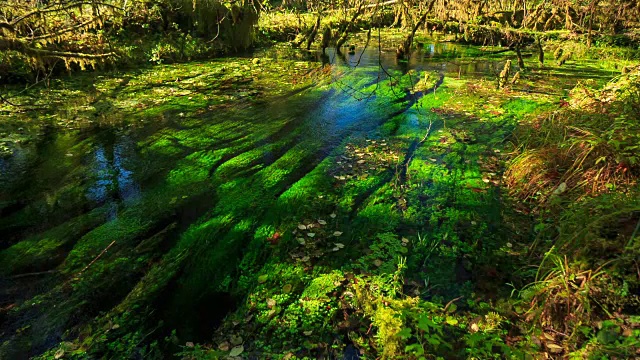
[1,36,633,359]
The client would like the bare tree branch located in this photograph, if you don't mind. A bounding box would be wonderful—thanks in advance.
[30,18,96,41]
[9,1,122,27]
[0,37,115,59]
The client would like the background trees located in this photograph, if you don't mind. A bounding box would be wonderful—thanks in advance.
[1,0,638,81]
[0,1,123,69]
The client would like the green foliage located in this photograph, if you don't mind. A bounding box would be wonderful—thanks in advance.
[3,22,640,360]
[356,233,408,274]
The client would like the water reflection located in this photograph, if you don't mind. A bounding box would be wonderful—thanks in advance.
[0,147,29,190]
[260,41,505,80]
[86,133,140,218]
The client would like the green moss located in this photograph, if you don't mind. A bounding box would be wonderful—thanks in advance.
[3,30,635,359]
[0,209,108,275]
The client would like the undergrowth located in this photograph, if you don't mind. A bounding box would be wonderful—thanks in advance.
[507,67,640,357]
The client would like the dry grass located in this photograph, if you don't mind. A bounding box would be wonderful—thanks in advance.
[506,69,640,205]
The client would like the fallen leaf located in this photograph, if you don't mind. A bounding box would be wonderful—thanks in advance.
[303,330,313,336]
[307,233,315,237]
[318,220,327,225]
[334,243,344,249]
[54,349,65,359]
[297,238,306,245]
[546,343,563,353]
[229,345,244,357]
[298,224,307,230]
[186,342,194,347]
[333,231,343,236]
[552,182,567,195]
[267,298,276,308]
[330,213,337,218]
[218,341,230,351]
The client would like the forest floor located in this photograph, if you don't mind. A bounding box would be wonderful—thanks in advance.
[1,28,639,359]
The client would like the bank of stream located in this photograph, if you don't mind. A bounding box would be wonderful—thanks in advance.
[0,37,625,359]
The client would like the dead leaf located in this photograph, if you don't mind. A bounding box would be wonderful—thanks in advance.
[333,231,343,236]
[546,343,563,353]
[54,349,65,360]
[218,341,230,351]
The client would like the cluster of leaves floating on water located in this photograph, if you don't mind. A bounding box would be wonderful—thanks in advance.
[329,139,400,183]
[289,215,346,263]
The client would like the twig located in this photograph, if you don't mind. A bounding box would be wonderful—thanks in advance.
[75,240,116,277]
[366,322,374,334]
[545,327,569,337]
[10,269,59,279]
[443,296,463,313]
[0,92,19,106]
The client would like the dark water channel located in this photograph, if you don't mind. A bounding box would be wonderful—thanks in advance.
[0,42,614,357]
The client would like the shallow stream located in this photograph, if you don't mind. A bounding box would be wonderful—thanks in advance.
[0,41,618,358]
